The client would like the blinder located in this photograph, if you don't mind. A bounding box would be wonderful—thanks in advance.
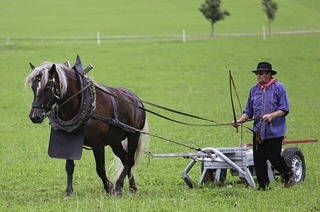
[49,78,61,100]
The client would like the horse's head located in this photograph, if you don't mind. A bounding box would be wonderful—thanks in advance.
[25,62,68,123]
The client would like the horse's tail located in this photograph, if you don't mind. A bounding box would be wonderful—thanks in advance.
[109,119,149,181]
[135,118,150,163]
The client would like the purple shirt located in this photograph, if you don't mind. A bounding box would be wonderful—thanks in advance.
[243,81,289,139]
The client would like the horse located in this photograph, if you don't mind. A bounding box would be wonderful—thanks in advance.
[24,56,149,198]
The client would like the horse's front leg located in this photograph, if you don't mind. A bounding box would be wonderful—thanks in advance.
[93,147,114,194]
[65,159,75,200]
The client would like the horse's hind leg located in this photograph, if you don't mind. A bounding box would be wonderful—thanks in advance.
[112,134,140,196]
[92,146,114,194]
[65,159,74,200]
[111,140,138,194]
[128,173,137,193]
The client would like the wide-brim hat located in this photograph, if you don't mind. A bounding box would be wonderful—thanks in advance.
[252,62,277,75]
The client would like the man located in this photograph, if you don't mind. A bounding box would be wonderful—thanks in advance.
[236,62,293,190]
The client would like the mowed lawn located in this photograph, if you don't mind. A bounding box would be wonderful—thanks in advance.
[0,0,320,211]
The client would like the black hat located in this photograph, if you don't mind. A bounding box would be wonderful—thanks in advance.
[252,62,277,75]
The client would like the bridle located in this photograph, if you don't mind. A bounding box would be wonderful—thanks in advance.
[34,76,93,120]
[29,60,96,132]
[31,76,61,113]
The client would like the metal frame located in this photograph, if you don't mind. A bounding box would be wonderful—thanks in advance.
[152,139,317,188]
[181,146,258,188]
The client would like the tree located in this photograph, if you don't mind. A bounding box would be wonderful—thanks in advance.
[262,0,278,35]
[199,0,230,37]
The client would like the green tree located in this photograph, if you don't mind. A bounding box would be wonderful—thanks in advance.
[199,0,230,37]
[262,0,278,35]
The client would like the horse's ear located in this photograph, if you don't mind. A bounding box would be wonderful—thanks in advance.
[29,62,36,70]
[48,64,57,76]
[64,61,71,68]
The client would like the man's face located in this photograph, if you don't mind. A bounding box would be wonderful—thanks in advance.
[255,71,271,84]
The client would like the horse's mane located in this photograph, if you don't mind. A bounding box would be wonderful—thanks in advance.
[24,62,69,98]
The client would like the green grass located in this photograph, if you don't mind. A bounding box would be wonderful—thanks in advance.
[1,0,320,38]
[1,0,320,211]
[1,34,320,211]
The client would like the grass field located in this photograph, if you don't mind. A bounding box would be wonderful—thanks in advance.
[1,0,320,38]
[1,0,320,211]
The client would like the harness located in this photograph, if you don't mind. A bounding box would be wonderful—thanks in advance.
[48,56,96,132]
[91,87,137,134]
[49,73,96,132]
[48,56,136,135]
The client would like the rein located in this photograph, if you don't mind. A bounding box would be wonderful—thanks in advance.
[45,83,91,118]
[96,86,255,127]
[92,85,259,152]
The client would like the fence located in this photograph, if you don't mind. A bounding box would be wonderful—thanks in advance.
[3,29,320,45]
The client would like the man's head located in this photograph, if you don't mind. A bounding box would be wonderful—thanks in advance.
[252,62,277,85]
[252,62,277,75]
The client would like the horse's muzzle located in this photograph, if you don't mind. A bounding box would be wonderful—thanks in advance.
[29,108,45,123]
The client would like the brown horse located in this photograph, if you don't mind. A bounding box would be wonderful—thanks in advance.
[25,57,149,198]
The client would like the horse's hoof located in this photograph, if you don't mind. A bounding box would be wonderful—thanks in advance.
[111,189,122,197]
[107,182,114,192]
[129,186,137,194]
[64,189,74,200]
[63,196,71,201]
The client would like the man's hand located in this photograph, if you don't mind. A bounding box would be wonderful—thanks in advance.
[233,114,250,128]
[262,110,286,123]
[262,114,273,123]
[232,120,242,128]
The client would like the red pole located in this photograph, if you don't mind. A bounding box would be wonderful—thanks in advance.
[246,139,318,147]
[282,139,318,145]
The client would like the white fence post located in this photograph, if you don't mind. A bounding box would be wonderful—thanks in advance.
[182,29,186,43]
[262,26,266,40]
[97,32,101,46]
[6,36,10,45]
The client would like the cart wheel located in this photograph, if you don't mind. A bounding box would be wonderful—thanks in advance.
[281,147,306,183]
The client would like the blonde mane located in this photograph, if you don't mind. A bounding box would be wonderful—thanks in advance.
[24,62,69,98]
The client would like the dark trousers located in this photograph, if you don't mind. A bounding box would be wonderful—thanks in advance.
[253,135,291,188]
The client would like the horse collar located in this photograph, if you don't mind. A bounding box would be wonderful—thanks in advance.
[49,70,96,132]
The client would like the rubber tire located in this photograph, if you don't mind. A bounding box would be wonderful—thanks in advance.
[281,147,306,183]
